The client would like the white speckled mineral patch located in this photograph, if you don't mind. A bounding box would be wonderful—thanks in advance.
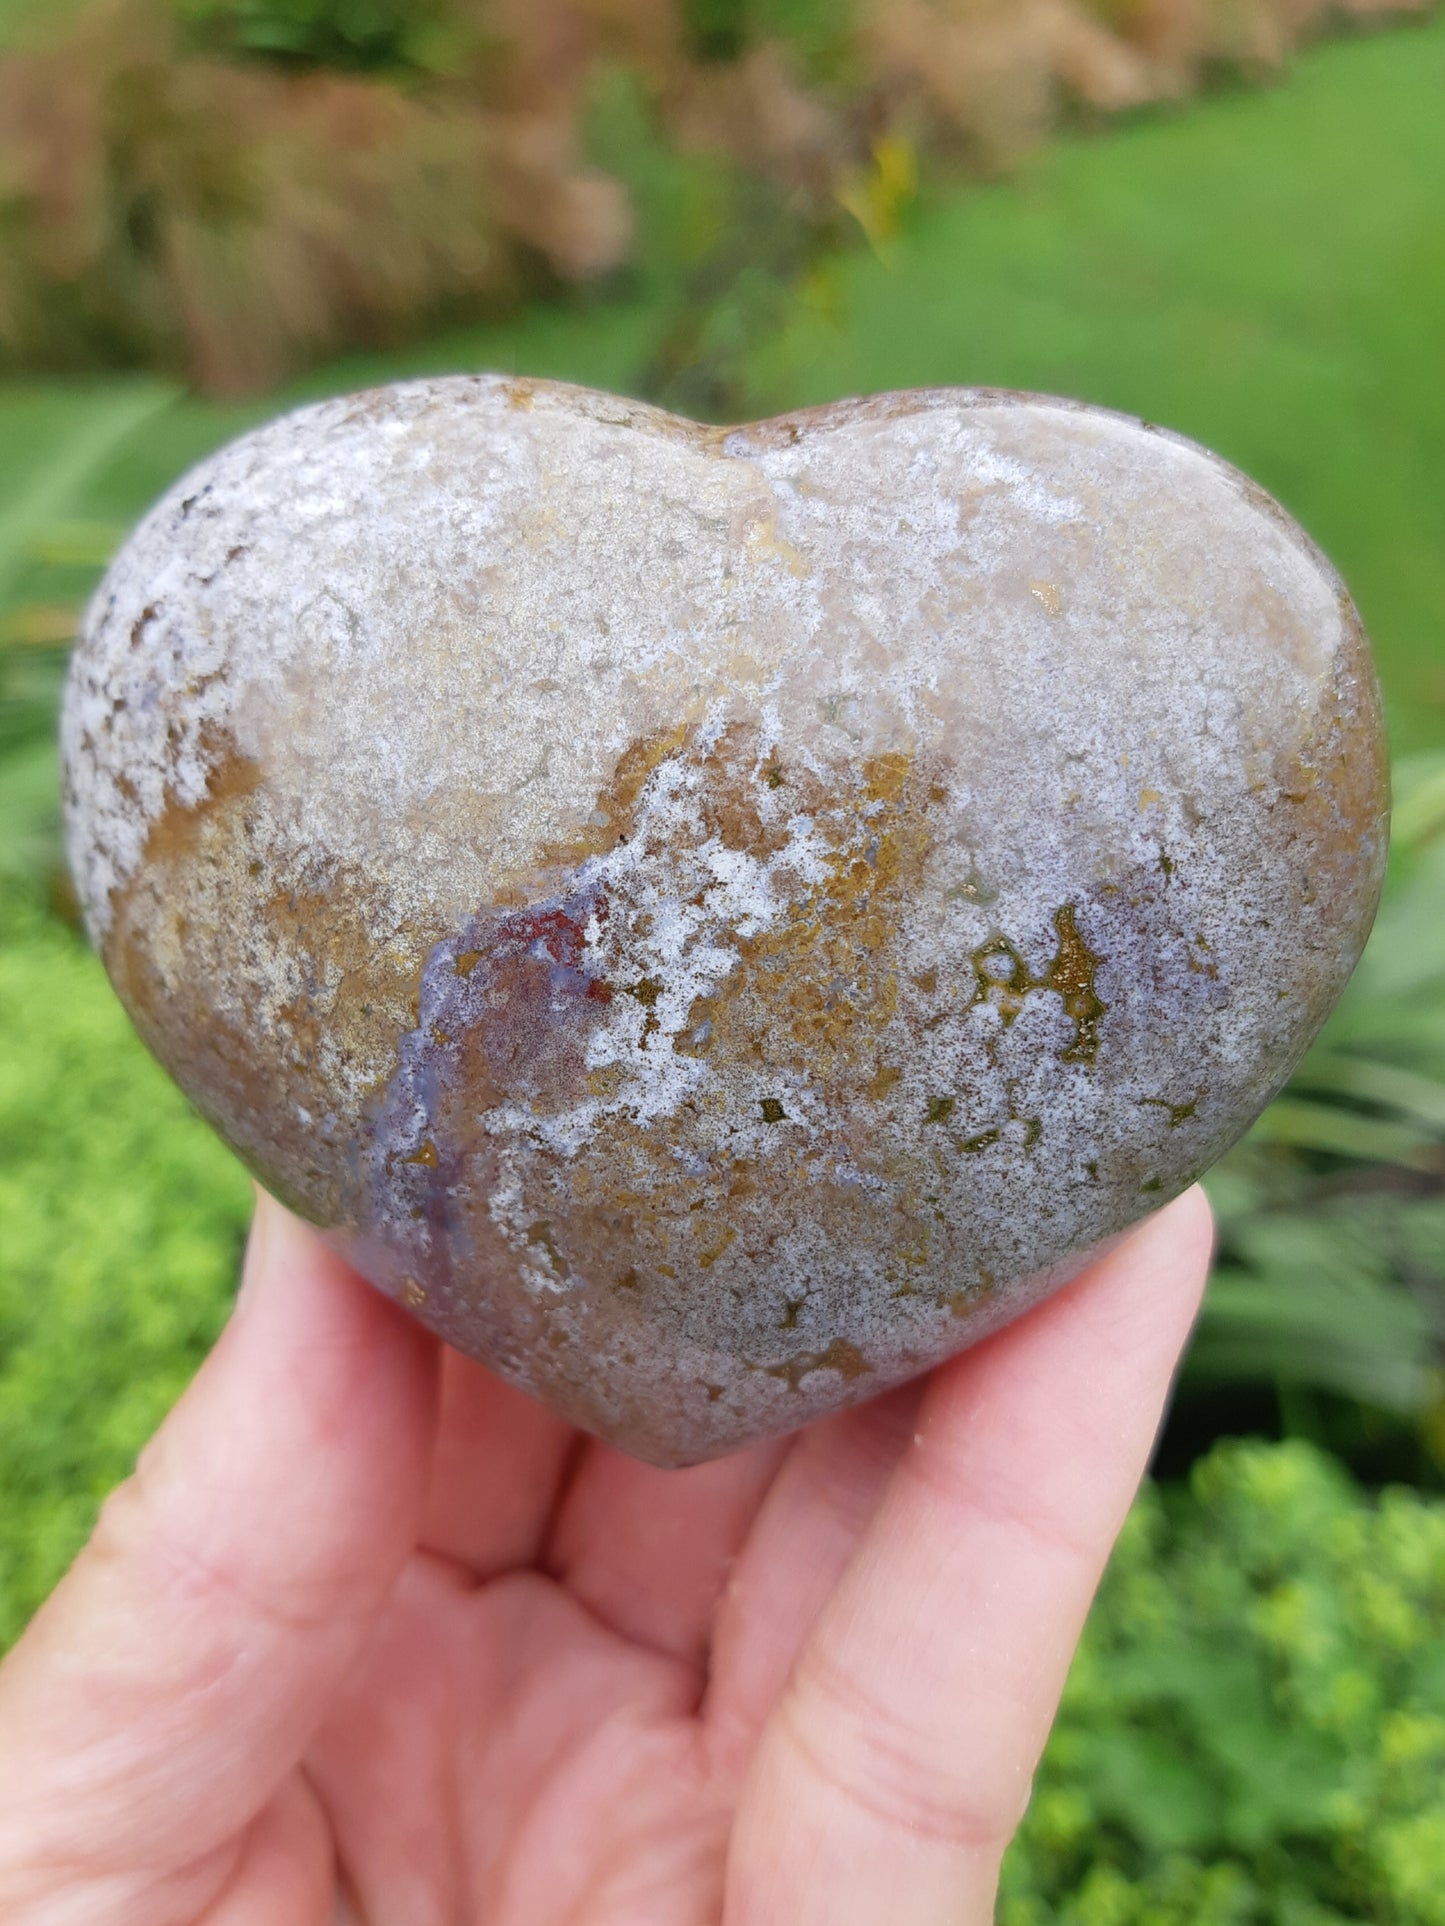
[62,378,1388,1464]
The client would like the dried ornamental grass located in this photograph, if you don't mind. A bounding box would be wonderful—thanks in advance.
[0,0,1435,389]
[0,0,630,392]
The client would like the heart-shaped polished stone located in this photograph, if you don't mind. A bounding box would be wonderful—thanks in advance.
[63,379,1387,1464]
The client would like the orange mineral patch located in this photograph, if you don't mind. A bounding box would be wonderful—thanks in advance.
[104,727,434,1225]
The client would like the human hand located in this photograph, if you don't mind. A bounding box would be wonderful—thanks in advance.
[0,1186,1211,1925]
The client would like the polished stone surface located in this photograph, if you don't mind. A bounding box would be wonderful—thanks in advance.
[63,379,1388,1462]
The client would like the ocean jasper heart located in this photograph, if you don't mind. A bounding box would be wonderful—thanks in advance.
[63,379,1387,1464]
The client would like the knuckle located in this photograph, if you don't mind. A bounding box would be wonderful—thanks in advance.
[780,1638,1028,1852]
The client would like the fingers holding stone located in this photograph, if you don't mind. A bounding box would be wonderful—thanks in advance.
[0,1195,437,1916]
[724,1188,1213,1925]
[419,1348,579,1579]
[543,1437,790,1669]
[702,1380,924,1776]
[195,1780,334,1926]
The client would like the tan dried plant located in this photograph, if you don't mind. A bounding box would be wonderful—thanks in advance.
[0,0,631,392]
[0,0,1433,392]
[856,0,1432,169]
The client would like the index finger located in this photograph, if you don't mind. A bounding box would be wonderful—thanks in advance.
[726,1186,1214,1926]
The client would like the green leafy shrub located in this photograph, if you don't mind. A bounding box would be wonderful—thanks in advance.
[1192,752,1445,1480]
[1001,1439,1445,1924]
[176,0,447,71]
[0,888,249,1647]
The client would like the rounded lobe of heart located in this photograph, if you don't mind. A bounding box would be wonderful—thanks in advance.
[61,379,1388,1463]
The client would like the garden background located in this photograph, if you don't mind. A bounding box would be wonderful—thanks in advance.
[2,1,1444,1917]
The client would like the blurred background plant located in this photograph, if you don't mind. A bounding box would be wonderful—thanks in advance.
[1,0,1443,1912]
[0,0,1433,395]
[1185,753,1445,1488]
[1000,1439,1445,1924]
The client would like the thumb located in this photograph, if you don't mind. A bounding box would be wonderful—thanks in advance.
[0,1192,437,1905]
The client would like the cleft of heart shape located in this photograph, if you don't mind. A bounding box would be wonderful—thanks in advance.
[63,379,1388,1464]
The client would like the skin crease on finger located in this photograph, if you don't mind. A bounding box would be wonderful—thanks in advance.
[0,1186,1212,1926]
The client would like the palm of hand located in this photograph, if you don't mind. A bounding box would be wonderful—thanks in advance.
[0,1192,1210,1926]
[306,1369,932,1925]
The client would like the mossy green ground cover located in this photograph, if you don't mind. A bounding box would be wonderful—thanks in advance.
[1004,1441,1445,1924]
[2,17,1444,1910]
[0,892,249,1648]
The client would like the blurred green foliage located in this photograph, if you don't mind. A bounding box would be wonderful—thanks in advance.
[1192,752,1445,1482]
[0,888,249,1650]
[1001,1440,1445,1923]
[680,0,856,69]
[0,381,189,892]
[6,0,1431,394]
[175,0,446,69]
[174,0,857,74]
